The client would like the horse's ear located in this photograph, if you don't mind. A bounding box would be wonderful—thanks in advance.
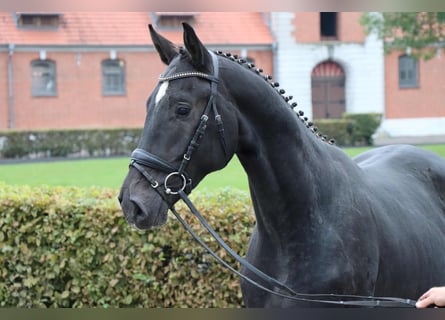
[148,24,178,65]
[182,22,212,72]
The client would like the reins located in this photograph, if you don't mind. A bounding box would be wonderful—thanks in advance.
[129,50,417,308]
[171,190,417,308]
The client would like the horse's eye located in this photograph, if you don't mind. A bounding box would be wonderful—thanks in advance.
[176,106,191,116]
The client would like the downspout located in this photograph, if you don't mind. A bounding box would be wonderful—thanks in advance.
[267,12,279,85]
[272,41,278,82]
[8,43,15,129]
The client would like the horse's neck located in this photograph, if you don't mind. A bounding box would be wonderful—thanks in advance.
[237,115,325,232]
[231,72,357,244]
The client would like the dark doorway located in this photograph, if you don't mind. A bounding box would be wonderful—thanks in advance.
[311,61,345,119]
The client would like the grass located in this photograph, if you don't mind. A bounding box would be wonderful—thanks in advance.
[1,144,444,191]
[0,156,247,192]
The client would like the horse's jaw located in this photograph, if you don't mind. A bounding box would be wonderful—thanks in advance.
[118,171,169,231]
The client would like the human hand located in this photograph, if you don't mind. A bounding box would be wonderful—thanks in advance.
[416,286,445,308]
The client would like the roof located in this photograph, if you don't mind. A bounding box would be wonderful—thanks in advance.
[0,12,274,47]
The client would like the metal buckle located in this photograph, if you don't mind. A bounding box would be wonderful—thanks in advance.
[151,181,159,189]
[164,172,187,194]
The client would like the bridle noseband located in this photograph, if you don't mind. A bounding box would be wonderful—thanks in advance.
[129,51,416,308]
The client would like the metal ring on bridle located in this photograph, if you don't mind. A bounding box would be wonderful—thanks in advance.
[164,172,187,194]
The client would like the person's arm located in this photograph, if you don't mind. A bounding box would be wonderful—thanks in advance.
[416,286,445,308]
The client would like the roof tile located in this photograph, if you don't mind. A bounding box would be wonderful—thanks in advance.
[0,12,273,46]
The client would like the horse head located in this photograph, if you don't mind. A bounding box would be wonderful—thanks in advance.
[119,23,239,230]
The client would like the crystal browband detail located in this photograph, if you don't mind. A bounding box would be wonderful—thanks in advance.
[159,71,218,82]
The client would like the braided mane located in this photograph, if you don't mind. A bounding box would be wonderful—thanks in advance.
[213,50,336,145]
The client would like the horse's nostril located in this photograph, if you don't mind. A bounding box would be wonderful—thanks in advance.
[130,200,144,216]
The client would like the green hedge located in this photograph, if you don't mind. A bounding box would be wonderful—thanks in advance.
[315,113,382,146]
[343,113,382,146]
[313,119,352,146]
[0,113,381,159]
[0,128,142,159]
[0,184,254,307]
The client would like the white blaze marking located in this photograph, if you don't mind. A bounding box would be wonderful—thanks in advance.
[155,81,169,106]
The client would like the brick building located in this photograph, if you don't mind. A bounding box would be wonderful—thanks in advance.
[1,12,444,144]
[268,12,445,144]
[0,12,274,130]
[269,12,384,120]
[375,50,445,144]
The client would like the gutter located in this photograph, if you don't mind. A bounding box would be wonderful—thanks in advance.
[8,44,15,129]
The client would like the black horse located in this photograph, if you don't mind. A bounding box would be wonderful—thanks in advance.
[119,23,445,307]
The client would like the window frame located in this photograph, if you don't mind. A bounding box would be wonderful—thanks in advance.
[31,59,57,97]
[101,59,126,96]
[398,55,419,88]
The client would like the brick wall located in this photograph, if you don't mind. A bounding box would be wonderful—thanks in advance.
[6,51,162,130]
[338,12,366,43]
[245,49,273,75]
[0,52,9,129]
[293,12,320,43]
[385,51,445,119]
[293,12,366,43]
[2,48,273,130]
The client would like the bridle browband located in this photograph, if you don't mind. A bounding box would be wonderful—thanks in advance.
[129,51,416,308]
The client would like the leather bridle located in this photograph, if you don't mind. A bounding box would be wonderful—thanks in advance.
[129,51,417,308]
[130,51,225,197]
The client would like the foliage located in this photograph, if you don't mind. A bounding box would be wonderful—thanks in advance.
[0,128,142,159]
[360,12,445,60]
[314,119,352,146]
[315,113,382,146]
[0,184,254,307]
[343,113,382,146]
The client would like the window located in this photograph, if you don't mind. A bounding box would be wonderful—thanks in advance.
[102,59,126,96]
[17,13,61,29]
[152,12,196,30]
[320,12,338,40]
[398,55,418,88]
[31,60,57,96]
